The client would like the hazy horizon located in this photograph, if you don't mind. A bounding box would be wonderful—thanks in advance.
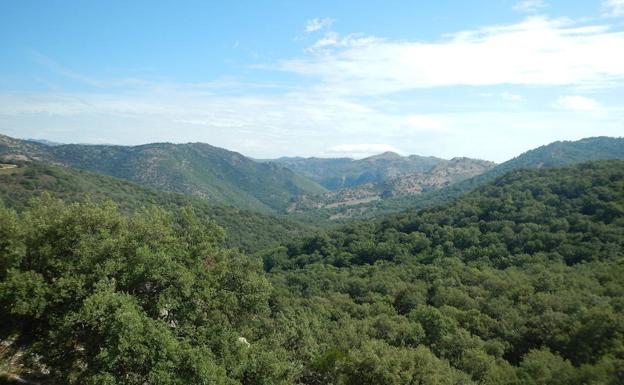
[6,132,620,164]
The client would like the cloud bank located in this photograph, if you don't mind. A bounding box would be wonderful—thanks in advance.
[280,17,624,95]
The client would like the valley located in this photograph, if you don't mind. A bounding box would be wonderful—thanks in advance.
[1,133,624,385]
[3,2,623,383]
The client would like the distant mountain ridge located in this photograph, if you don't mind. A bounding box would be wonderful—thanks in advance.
[444,136,624,196]
[290,136,624,221]
[266,152,450,190]
[27,138,65,146]
[289,157,495,214]
[3,134,622,220]
[0,134,326,213]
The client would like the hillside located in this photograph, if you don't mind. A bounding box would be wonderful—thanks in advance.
[289,157,495,215]
[267,152,446,190]
[0,161,311,253]
[296,136,624,221]
[3,160,622,384]
[0,134,327,213]
[273,160,624,268]
[261,160,624,383]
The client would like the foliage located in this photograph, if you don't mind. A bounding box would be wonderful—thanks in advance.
[263,160,624,384]
[0,197,293,384]
[279,161,624,268]
[1,160,623,384]
[0,162,312,253]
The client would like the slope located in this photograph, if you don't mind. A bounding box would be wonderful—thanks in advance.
[0,161,311,253]
[260,160,624,383]
[0,134,327,213]
[267,152,446,190]
[296,136,624,221]
[2,161,623,384]
[289,157,495,215]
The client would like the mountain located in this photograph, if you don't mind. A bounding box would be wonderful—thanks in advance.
[489,135,624,174]
[0,134,51,162]
[420,136,624,208]
[0,161,312,253]
[289,157,495,215]
[295,136,624,221]
[267,152,446,190]
[4,134,621,221]
[386,157,496,193]
[0,134,327,213]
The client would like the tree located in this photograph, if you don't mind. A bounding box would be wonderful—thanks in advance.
[0,196,273,384]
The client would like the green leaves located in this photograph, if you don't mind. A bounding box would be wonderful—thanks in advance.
[0,269,47,318]
[1,160,623,384]
[0,197,272,384]
[336,341,473,385]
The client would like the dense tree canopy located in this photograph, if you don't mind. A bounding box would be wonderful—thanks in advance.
[277,161,624,269]
[262,161,624,384]
[0,196,289,384]
[0,162,312,253]
[1,160,623,384]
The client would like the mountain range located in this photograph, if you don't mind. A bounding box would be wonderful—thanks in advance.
[266,151,447,190]
[0,134,493,215]
[288,157,495,215]
[0,135,326,213]
[298,136,624,221]
[1,133,623,221]
[2,131,624,384]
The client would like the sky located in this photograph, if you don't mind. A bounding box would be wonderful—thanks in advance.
[0,0,623,162]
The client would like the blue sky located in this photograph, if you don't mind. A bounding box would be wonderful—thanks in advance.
[1,0,623,161]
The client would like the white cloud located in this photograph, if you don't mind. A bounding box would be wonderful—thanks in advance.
[309,31,383,51]
[172,119,212,126]
[604,0,624,16]
[513,0,548,13]
[280,17,624,95]
[500,92,523,101]
[305,17,334,33]
[323,143,403,158]
[405,115,446,131]
[310,31,339,49]
[556,95,603,111]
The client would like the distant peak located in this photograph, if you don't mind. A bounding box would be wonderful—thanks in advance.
[365,151,403,160]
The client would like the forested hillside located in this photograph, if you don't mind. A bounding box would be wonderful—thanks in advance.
[5,134,621,223]
[3,0,623,383]
[0,134,326,213]
[273,160,624,268]
[301,136,624,221]
[0,162,311,253]
[261,160,624,384]
[0,197,278,384]
[1,160,622,384]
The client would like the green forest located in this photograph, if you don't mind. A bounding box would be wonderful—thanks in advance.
[1,160,623,384]
[0,162,311,254]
